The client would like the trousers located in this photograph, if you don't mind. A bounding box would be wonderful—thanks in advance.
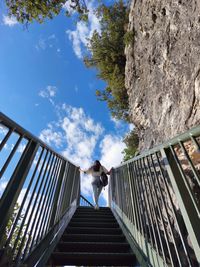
[91,176,103,205]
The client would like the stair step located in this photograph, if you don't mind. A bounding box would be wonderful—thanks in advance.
[52,252,136,266]
[68,221,119,228]
[74,211,114,218]
[65,226,122,235]
[73,214,115,219]
[62,233,125,242]
[71,217,116,223]
[75,209,113,214]
[77,207,111,211]
[57,241,130,253]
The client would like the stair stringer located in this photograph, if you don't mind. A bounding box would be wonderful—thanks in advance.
[23,201,77,267]
[111,205,152,267]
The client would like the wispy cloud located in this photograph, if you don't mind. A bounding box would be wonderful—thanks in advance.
[39,85,57,98]
[35,34,60,53]
[39,85,57,103]
[39,123,63,148]
[2,15,18,27]
[35,38,47,50]
[66,0,101,59]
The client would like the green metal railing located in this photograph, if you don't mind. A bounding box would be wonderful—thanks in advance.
[80,194,94,207]
[1,111,200,267]
[110,126,200,267]
[0,112,80,267]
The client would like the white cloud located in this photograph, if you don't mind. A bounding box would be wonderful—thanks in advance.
[35,34,59,51]
[100,135,125,169]
[99,134,126,206]
[0,125,8,135]
[38,102,104,198]
[129,123,135,131]
[66,0,101,59]
[39,125,63,148]
[61,105,103,169]
[35,38,47,50]
[2,15,18,27]
[17,143,26,154]
[39,85,57,99]
[63,0,76,15]
[110,116,123,128]
[37,91,129,206]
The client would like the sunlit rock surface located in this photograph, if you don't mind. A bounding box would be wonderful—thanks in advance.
[125,0,200,150]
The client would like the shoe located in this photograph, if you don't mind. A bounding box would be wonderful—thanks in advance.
[94,204,99,210]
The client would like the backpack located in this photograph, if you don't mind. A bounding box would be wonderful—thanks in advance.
[100,172,108,187]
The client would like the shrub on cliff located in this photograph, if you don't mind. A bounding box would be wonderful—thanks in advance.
[123,130,139,161]
[4,0,88,24]
[84,0,130,122]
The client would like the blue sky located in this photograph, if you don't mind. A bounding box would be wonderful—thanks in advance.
[0,0,132,206]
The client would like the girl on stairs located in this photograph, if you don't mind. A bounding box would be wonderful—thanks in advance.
[79,160,111,210]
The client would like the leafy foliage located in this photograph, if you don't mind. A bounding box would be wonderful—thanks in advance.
[2,203,27,261]
[5,0,88,24]
[84,0,130,122]
[123,130,139,162]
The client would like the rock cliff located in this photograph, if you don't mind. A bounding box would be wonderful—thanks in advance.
[125,0,200,150]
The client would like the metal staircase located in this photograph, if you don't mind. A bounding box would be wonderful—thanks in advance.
[0,112,200,267]
[49,206,137,266]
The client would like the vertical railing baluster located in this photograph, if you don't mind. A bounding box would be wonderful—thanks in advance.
[179,141,200,184]
[0,135,23,180]
[27,156,59,254]
[138,158,158,255]
[69,167,77,205]
[0,113,81,267]
[0,127,13,152]
[55,162,69,222]
[169,145,200,216]
[147,154,176,266]
[48,160,66,227]
[143,156,167,262]
[0,139,38,242]
[131,161,145,249]
[155,152,195,266]
[42,158,62,238]
[161,147,200,263]
[127,163,139,245]
[13,150,52,261]
[4,147,44,248]
[151,153,183,266]
[136,160,153,249]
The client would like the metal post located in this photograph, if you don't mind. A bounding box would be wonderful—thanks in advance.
[49,160,66,227]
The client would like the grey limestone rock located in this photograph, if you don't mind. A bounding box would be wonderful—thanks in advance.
[125,0,200,150]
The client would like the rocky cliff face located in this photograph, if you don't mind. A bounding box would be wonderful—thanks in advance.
[125,0,200,150]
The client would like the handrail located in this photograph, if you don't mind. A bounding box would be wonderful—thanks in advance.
[0,112,80,267]
[110,125,200,267]
[80,194,94,207]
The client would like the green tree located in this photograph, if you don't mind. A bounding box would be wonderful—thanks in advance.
[122,130,139,161]
[84,0,130,122]
[5,0,88,24]
[1,203,28,263]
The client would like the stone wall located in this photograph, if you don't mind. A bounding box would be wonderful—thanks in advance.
[125,0,200,150]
